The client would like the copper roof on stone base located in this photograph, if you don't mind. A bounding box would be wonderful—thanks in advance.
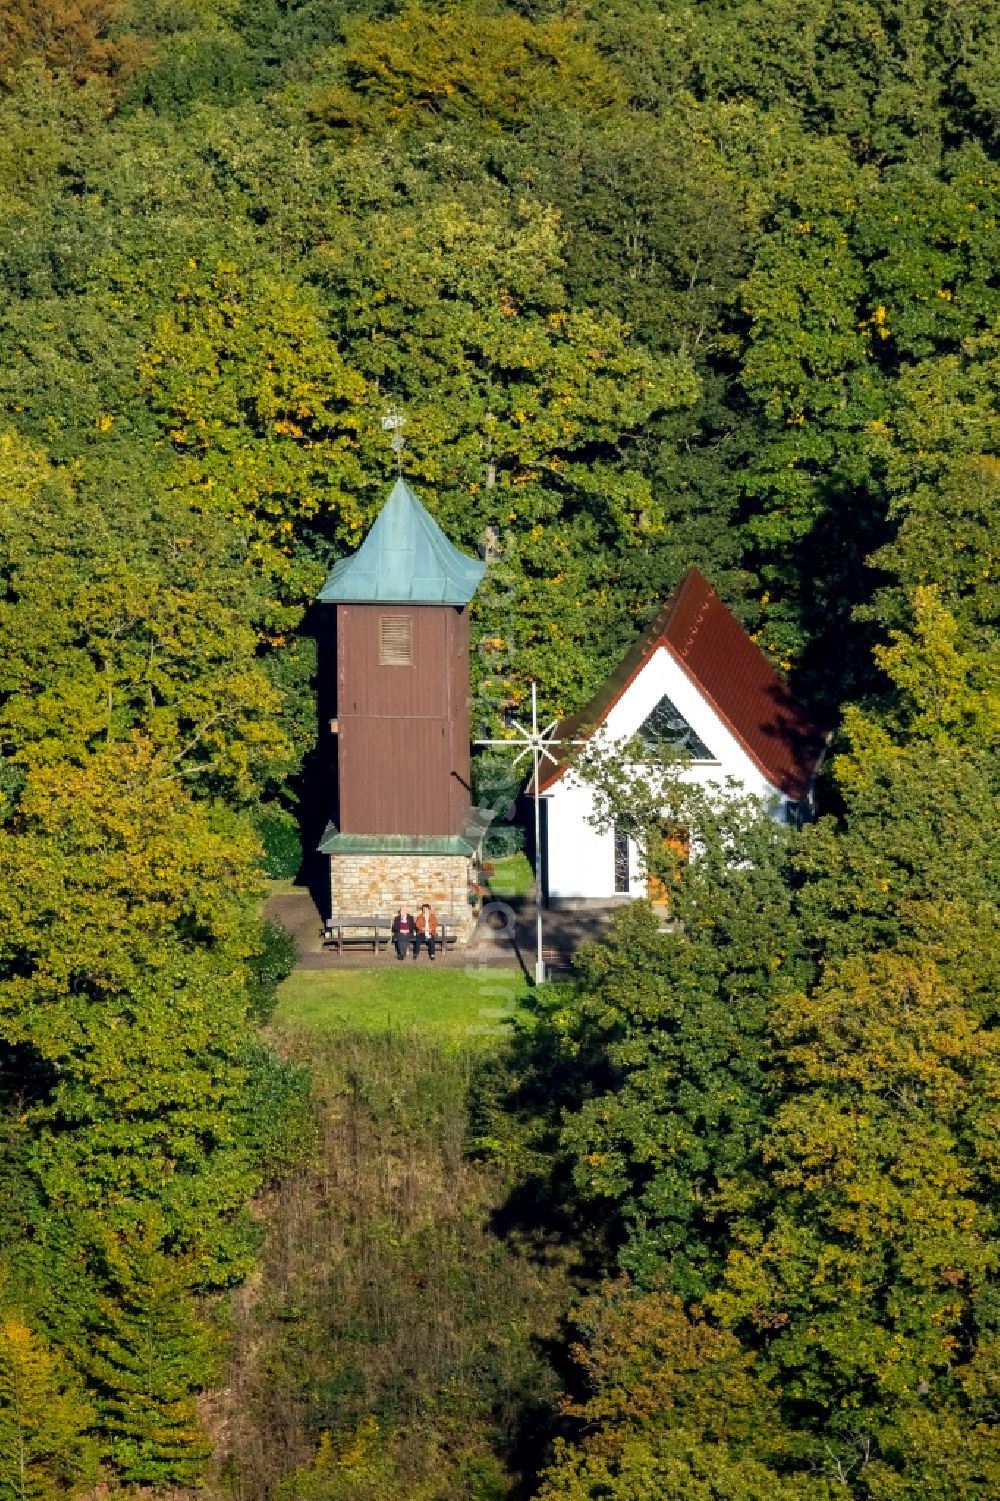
[537,568,830,802]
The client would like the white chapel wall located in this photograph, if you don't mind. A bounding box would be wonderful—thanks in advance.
[544,778,619,901]
[543,646,786,904]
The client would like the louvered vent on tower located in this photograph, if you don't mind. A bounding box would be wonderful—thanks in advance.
[379,614,413,666]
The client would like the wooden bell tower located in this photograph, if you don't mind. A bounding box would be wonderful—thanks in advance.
[316,478,487,932]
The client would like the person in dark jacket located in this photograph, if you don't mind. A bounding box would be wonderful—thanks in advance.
[391,906,415,960]
[413,903,439,961]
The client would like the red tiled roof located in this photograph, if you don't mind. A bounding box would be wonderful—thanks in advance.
[537,568,830,800]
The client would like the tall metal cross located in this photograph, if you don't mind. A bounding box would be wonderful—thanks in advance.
[476,681,573,985]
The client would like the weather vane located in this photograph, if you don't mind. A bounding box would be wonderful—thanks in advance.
[381,406,406,475]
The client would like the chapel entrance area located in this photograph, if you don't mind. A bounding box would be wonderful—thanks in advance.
[645,824,689,908]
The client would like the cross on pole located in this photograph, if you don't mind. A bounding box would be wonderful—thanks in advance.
[476,681,572,985]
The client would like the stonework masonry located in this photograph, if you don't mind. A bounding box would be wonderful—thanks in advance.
[330,852,478,944]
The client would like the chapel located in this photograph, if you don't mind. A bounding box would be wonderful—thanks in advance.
[535,568,830,906]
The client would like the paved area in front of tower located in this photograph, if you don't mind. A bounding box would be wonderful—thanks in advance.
[264,886,621,978]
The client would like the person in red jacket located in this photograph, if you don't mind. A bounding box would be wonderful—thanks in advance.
[413,904,439,961]
[391,906,415,961]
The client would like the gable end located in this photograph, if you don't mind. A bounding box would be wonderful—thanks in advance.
[537,569,829,799]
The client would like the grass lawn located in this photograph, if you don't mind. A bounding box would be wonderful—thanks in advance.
[484,851,535,899]
[272,964,531,1043]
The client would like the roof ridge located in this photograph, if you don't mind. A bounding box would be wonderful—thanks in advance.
[660,568,714,660]
[537,566,828,800]
[677,594,713,658]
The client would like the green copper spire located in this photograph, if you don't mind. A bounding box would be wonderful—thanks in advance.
[317,478,486,605]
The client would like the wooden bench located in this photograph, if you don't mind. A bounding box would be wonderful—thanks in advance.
[418,913,460,954]
[322,915,392,955]
[321,913,462,956]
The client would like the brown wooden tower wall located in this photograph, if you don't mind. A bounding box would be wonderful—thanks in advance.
[335,603,472,836]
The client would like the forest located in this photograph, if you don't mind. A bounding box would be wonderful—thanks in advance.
[0,0,997,1496]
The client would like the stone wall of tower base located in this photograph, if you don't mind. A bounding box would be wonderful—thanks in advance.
[329,853,479,944]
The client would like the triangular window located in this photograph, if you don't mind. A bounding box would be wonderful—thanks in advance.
[637,694,714,760]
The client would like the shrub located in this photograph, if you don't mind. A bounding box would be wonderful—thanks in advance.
[236,1043,315,1181]
[483,819,525,859]
[247,918,299,1025]
[256,807,303,880]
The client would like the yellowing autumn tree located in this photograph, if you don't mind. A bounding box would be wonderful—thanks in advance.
[0,0,144,87]
[0,1316,95,1500]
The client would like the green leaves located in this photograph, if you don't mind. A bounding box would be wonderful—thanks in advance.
[132,187,700,715]
[870,587,1000,748]
[0,744,262,1239]
[0,0,996,1491]
[141,264,372,597]
[304,5,625,137]
[537,1282,827,1500]
[0,1316,95,1501]
[498,790,806,1296]
[538,1434,830,1501]
[0,430,294,798]
[715,953,998,1401]
[81,1219,215,1487]
[0,734,296,1482]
